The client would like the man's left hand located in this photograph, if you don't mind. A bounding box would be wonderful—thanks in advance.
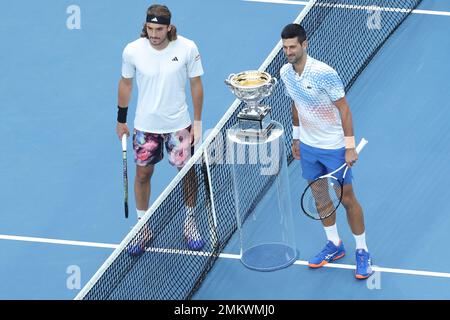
[191,120,202,146]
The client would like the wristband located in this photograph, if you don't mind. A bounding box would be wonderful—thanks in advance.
[293,126,300,140]
[344,136,356,149]
[117,106,128,123]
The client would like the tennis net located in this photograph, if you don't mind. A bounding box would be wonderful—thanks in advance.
[76,0,422,300]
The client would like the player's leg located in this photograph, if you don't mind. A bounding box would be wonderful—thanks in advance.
[133,129,164,219]
[135,164,155,218]
[181,166,204,250]
[165,126,204,250]
[342,184,373,279]
[310,182,338,223]
[127,130,164,255]
[181,163,198,208]
[128,165,155,256]
[341,184,364,237]
[324,145,372,279]
[299,143,345,268]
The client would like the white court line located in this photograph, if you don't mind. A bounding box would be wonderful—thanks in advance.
[223,253,450,279]
[0,234,118,249]
[414,9,450,17]
[243,0,450,17]
[3,233,450,279]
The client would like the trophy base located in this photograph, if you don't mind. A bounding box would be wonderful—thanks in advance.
[235,122,275,141]
[227,121,284,146]
[237,105,272,131]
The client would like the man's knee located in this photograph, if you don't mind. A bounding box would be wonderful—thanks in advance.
[341,185,357,208]
[136,166,154,183]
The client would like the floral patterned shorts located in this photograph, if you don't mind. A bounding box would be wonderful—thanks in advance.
[133,126,193,168]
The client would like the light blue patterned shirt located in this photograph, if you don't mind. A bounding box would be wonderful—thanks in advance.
[280,55,346,149]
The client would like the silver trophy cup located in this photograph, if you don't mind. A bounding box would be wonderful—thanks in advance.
[225,70,277,135]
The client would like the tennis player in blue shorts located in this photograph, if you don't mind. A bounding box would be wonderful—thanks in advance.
[280,23,373,279]
[116,4,205,252]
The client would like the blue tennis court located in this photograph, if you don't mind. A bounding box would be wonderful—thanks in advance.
[1,0,450,300]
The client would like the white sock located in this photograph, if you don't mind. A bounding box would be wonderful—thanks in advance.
[324,224,340,246]
[186,205,194,217]
[184,206,201,239]
[353,232,368,251]
[136,209,146,220]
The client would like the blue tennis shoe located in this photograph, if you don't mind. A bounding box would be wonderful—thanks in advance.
[127,225,153,256]
[355,249,374,279]
[308,240,346,268]
[183,214,205,251]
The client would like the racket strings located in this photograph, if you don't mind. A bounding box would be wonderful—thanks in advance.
[303,177,342,220]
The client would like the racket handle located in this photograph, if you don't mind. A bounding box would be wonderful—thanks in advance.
[122,134,127,151]
[355,138,368,154]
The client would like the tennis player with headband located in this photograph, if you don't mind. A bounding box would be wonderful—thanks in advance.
[280,23,373,279]
[116,4,205,251]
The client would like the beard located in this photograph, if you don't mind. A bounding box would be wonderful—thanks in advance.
[150,37,164,45]
[288,52,302,64]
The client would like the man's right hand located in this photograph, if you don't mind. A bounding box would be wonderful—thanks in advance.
[116,122,130,140]
[292,139,301,160]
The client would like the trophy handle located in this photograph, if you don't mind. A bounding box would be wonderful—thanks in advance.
[269,77,278,87]
[266,77,278,95]
[224,73,236,87]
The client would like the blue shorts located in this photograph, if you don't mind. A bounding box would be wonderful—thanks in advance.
[299,142,353,185]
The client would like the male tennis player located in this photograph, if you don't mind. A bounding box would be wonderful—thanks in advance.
[116,4,205,251]
[280,23,373,279]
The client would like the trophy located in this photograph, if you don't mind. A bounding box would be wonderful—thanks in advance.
[225,70,277,136]
[225,72,297,272]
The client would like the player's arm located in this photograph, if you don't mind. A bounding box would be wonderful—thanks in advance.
[190,76,204,146]
[116,77,133,139]
[333,96,357,166]
[292,101,301,160]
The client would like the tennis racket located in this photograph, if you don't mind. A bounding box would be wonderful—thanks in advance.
[122,134,129,219]
[300,138,368,220]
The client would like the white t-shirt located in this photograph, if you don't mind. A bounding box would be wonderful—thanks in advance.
[122,36,204,133]
[280,56,346,149]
